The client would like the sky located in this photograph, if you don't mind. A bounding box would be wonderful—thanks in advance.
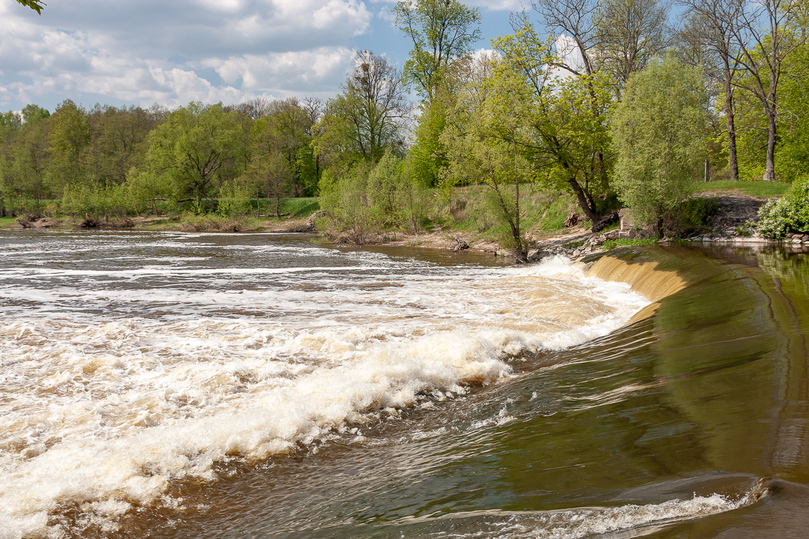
[0,0,522,113]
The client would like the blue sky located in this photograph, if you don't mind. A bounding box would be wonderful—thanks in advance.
[0,0,520,113]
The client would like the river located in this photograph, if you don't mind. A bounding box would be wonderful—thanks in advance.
[0,230,807,538]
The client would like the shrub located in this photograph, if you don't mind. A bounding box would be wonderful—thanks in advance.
[757,177,809,238]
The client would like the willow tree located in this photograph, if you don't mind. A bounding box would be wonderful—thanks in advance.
[611,56,709,231]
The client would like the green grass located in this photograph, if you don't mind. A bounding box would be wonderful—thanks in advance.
[279,197,320,219]
[692,180,789,198]
[603,237,660,250]
[0,217,18,228]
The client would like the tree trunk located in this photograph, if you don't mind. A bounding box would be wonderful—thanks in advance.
[764,108,777,182]
[568,178,598,225]
[723,71,739,181]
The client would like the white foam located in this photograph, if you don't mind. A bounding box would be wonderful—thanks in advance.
[0,239,652,536]
[414,492,754,538]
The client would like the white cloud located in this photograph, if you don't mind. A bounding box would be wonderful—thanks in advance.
[0,0,374,110]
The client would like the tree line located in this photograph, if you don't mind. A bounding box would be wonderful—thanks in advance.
[2,0,808,255]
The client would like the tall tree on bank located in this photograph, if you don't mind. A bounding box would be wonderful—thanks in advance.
[47,100,90,196]
[394,0,481,187]
[442,54,535,260]
[394,0,482,103]
[497,19,613,229]
[266,98,318,197]
[678,0,742,180]
[721,0,804,181]
[312,51,409,168]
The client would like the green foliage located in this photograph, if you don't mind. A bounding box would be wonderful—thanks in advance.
[611,55,709,229]
[441,55,536,258]
[393,0,481,102]
[660,197,719,237]
[493,21,614,224]
[757,176,809,238]
[407,100,448,187]
[60,182,133,220]
[603,237,660,250]
[15,0,44,14]
[86,105,159,185]
[279,197,320,219]
[217,180,252,218]
[776,40,809,182]
[312,52,409,168]
[318,162,384,243]
[142,102,246,214]
[47,100,91,194]
[318,149,431,239]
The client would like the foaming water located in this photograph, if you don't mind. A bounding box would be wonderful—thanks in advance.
[0,231,651,538]
[398,490,758,538]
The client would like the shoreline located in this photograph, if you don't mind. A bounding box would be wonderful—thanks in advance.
[7,192,809,265]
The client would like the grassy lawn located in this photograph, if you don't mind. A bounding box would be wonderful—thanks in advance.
[0,217,18,229]
[692,180,789,198]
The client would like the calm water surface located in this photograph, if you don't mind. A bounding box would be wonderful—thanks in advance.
[0,230,808,538]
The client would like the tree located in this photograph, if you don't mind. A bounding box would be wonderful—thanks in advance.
[442,55,536,260]
[265,98,318,197]
[594,0,671,93]
[0,106,51,215]
[47,100,90,195]
[86,105,161,185]
[394,0,481,103]
[611,55,709,231]
[312,51,410,166]
[141,102,245,213]
[393,0,481,187]
[777,39,809,180]
[242,115,294,217]
[494,21,614,228]
[678,0,743,180]
[723,0,804,181]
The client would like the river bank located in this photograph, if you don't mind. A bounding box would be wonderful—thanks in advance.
[7,192,807,265]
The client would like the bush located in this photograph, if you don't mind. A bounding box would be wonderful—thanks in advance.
[60,182,133,220]
[757,177,809,238]
[217,180,252,218]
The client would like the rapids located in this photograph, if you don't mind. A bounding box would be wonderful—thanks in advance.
[1,230,807,538]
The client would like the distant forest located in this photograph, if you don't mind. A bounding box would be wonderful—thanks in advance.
[2,0,808,253]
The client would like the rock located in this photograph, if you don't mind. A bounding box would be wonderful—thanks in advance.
[618,208,652,239]
[452,236,470,252]
[563,210,579,228]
